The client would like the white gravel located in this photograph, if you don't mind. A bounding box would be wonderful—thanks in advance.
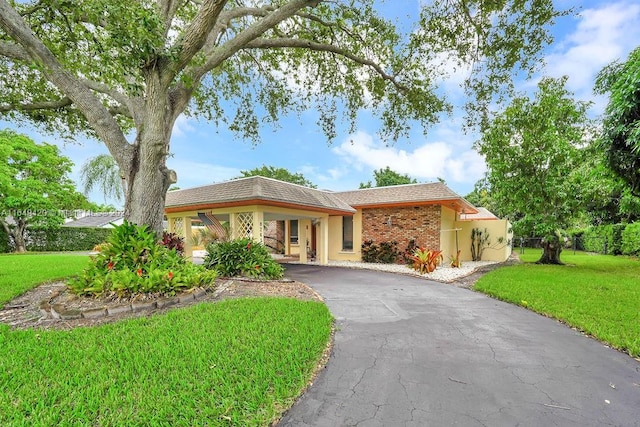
[321,260,497,283]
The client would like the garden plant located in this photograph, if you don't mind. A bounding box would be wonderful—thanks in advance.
[68,221,216,297]
[204,238,284,280]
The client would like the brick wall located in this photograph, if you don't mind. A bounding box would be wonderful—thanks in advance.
[361,205,441,253]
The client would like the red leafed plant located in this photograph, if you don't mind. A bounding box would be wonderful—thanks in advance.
[411,247,443,274]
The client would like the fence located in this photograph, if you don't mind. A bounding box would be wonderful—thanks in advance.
[514,235,611,255]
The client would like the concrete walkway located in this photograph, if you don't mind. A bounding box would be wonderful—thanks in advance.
[278,264,640,427]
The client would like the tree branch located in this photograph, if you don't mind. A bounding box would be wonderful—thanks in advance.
[163,0,228,87]
[0,40,31,61]
[244,37,408,93]
[188,0,320,84]
[0,0,134,172]
[0,97,72,112]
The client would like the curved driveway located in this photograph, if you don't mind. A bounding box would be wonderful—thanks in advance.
[278,264,640,426]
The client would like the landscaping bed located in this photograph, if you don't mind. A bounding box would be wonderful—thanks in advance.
[0,278,321,330]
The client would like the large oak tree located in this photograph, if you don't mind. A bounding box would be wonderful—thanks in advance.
[0,0,564,232]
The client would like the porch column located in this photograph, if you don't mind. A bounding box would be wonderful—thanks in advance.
[299,219,310,263]
[169,215,192,258]
[318,217,329,265]
[229,213,237,240]
[252,210,264,243]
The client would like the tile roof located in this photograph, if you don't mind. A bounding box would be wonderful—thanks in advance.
[63,212,124,228]
[334,182,478,213]
[165,176,356,214]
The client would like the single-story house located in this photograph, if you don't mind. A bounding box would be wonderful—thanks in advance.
[165,176,512,264]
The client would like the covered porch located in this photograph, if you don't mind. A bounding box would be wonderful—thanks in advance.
[167,205,331,264]
[164,176,357,265]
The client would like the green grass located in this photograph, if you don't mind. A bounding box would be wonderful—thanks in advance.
[0,253,333,426]
[0,299,332,426]
[475,251,640,357]
[0,253,90,307]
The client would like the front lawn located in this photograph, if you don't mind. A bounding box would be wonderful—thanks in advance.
[474,251,640,357]
[0,253,333,426]
[0,253,90,308]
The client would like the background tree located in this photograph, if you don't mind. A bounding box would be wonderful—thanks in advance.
[476,77,591,264]
[0,130,90,252]
[595,46,640,196]
[572,145,640,226]
[0,0,565,232]
[80,154,126,204]
[359,166,417,188]
[238,165,316,188]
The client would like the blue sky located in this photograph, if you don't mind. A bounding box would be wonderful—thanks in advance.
[2,0,640,208]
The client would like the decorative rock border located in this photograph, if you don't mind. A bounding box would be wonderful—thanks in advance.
[38,282,232,321]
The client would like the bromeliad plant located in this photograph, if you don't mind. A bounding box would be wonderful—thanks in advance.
[204,238,284,279]
[410,247,443,274]
[68,220,216,297]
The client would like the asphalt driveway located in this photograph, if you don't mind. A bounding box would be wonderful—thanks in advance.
[278,264,640,426]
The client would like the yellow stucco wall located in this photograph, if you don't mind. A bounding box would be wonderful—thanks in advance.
[439,206,458,261]
[328,211,362,261]
[455,219,513,262]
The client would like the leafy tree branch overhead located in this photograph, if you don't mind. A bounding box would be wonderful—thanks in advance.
[0,0,565,232]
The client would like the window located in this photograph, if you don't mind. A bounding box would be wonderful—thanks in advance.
[290,220,299,244]
[342,216,353,251]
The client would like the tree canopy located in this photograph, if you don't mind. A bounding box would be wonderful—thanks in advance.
[0,0,566,231]
[595,45,640,197]
[0,129,91,252]
[359,166,417,188]
[238,165,316,188]
[476,77,591,263]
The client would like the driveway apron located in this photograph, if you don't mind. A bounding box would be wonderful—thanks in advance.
[278,264,640,427]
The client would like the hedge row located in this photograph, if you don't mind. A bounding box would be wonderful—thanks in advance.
[0,226,113,253]
[572,223,640,256]
[26,226,113,252]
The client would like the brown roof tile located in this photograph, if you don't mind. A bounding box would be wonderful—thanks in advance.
[165,176,356,214]
[334,182,478,213]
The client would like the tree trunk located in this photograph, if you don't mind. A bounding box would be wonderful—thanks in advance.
[122,69,178,234]
[123,137,177,234]
[537,237,563,265]
[10,221,27,253]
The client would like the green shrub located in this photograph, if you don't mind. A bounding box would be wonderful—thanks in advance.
[204,238,284,279]
[68,221,216,297]
[578,224,626,255]
[25,226,112,252]
[621,223,640,256]
[361,240,400,263]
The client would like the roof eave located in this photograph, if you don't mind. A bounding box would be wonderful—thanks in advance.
[165,198,355,216]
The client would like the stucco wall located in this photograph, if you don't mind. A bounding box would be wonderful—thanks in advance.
[360,205,441,257]
[455,219,513,262]
[439,206,458,261]
[328,211,362,261]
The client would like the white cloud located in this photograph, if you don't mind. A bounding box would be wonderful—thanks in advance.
[545,2,640,101]
[333,130,485,186]
[166,159,239,189]
[172,114,196,138]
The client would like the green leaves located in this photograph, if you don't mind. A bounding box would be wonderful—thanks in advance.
[204,238,285,279]
[595,46,640,196]
[476,77,591,238]
[69,220,217,297]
